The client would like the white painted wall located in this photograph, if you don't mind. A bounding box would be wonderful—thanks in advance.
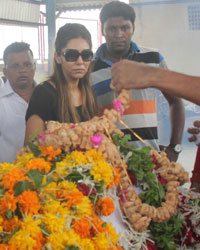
[132,1,200,76]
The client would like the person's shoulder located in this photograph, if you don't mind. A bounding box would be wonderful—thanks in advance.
[138,46,164,62]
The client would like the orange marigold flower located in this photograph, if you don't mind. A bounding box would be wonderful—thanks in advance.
[65,190,84,208]
[0,245,17,250]
[108,167,121,188]
[38,145,61,161]
[96,197,115,216]
[33,231,46,250]
[2,216,21,232]
[91,215,106,235]
[18,190,40,215]
[0,192,17,214]
[73,218,91,238]
[25,158,51,174]
[2,168,28,192]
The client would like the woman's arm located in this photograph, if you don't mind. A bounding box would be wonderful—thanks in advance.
[24,115,45,145]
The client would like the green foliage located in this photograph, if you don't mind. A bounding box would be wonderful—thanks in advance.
[65,246,79,250]
[26,169,43,188]
[14,180,30,195]
[149,215,183,250]
[112,132,184,249]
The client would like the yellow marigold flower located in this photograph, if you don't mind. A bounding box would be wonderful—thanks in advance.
[74,196,93,217]
[21,214,41,237]
[41,182,58,199]
[9,230,37,250]
[79,238,95,250]
[85,149,104,162]
[42,200,69,217]
[38,145,61,161]
[73,217,91,238]
[90,160,114,186]
[47,232,66,250]
[55,160,71,177]
[62,230,81,246]
[64,151,88,166]
[43,212,66,233]
[25,158,51,174]
[18,190,40,215]
[96,197,115,216]
[14,153,34,168]
[0,163,16,181]
[105,223,120,245]
[57,180,77,192]
[2,168,28,192]
[0,192,17,213]
[93,232,110,250]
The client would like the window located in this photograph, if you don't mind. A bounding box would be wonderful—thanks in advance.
[188,5,200,30]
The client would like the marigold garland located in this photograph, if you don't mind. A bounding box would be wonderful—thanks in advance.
[1,89,200,249]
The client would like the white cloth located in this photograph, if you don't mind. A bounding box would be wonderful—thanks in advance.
[0,80,28,163]
[0,77,4,89]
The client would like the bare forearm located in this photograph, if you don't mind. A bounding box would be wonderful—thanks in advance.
[152,69,200,105]
[111,60,200,105]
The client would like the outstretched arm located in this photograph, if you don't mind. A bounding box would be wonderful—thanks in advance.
[111,60,200,105]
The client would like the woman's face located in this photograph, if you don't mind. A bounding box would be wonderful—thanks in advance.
[56,38,92,82]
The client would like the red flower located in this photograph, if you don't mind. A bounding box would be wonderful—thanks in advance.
[128,171,137,185]
[77,184,96,196]
[144,240,157,250]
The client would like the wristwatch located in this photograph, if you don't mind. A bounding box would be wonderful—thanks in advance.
[169,144,182,154]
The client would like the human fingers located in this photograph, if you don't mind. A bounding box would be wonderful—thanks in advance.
[188,135,197,142]
[193,120,200,128]
[187,127,200,135]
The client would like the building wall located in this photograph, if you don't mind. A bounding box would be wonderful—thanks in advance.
[132,0,200,76]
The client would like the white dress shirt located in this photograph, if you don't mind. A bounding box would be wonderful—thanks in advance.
[0,77,4,89]
[0,80,28,163]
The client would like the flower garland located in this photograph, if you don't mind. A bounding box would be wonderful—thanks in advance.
[1,88,200,249]
[0,147,123,250]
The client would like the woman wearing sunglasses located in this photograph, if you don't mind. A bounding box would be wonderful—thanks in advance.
[25,23,98,144]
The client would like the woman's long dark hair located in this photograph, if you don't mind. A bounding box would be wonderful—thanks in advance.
[49,23,98,123]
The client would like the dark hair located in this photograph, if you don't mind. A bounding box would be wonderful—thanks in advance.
[100,1,136,31]
[50,23,98,123]
[3,42,33,64]
[55,23,92,56]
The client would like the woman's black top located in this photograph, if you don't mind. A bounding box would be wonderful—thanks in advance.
[26,81,85,123]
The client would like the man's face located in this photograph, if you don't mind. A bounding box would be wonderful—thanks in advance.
[103,16,134,55]
[3,50,36,90]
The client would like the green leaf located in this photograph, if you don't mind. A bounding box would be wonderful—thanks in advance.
[26,169,43,188]
[3,226,19,243]
[5,209,14,219]
[65,245,79,250]
[14,180,30,195]
[27,141,41,157]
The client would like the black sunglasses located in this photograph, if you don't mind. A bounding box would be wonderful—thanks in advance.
[62,49,93,62]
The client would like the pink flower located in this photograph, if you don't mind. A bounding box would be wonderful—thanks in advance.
[38,132,51,141]
[113,99,123,115]
[90,134,102,148]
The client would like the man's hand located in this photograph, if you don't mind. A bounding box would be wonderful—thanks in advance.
[188,120,200,146]
[111,60,154,92]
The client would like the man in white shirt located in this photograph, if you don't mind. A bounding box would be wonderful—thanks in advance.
[0,42,36,163]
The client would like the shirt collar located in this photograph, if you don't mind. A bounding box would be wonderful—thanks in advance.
[95,41,141,66]
[0,79,36,98]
